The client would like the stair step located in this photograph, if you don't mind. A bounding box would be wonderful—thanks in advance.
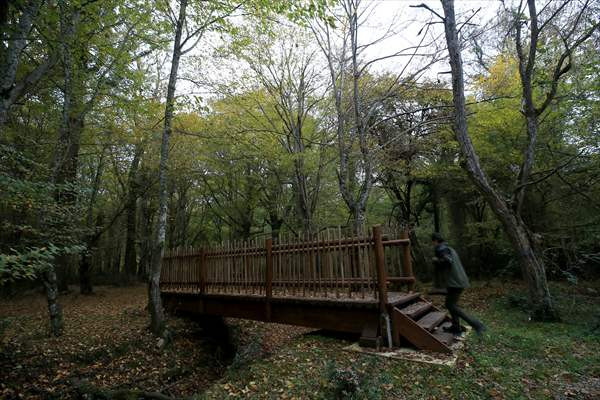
[432,331,455,346]
[392,307,453,354]
[389,292,420,307]
[400,301,432,320]
[416,311,447,331]
[438,321,470,335]
[439,321,452,330]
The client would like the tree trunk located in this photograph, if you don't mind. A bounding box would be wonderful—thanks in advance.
[113,245,122,276]
[124,145,142,283]
[53,113,84,294]
[79,253,93,294]
[53,116,83,294]
[149,0,188,337]
[55,257,71,292]
[408,229,430,281]
[348,1,373,230]
[440,0,558,321]
[79,146,106,294]
[268,212,283,241]
[317,2,372,234]
[138,185,153,280]
[431,183,441,233]
[447,194,469,267]
[45,2,84,328]
[348,203,366,233]
[42,266,63,336]
[80,214,103,295]
[293,166,313,233]
[0,0,43,129]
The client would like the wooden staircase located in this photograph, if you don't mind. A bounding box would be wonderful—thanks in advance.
[390,293,456,353]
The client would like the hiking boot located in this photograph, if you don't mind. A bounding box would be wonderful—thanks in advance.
[474,323,487,336]
[443,325,466,335]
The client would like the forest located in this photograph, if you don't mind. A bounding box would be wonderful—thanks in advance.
[1,0,599,399]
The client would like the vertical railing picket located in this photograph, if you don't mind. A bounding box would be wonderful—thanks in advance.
[251,238,256,295]
[199,247,204,294]
[331,228,338,298]
[186,247,191,292]
[358,230,365,299]
[317,231,323,298]
[301,234,306,298]
[373,225,388,313]
[290,234,296,296]
[280,234,286,296]
[266,238,273,319]
[325,230,330,297]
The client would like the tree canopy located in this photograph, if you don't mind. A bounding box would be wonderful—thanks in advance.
[1,0,599,330]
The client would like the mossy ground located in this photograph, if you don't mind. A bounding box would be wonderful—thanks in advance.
[1,281,598,399]
[200,281,600,400]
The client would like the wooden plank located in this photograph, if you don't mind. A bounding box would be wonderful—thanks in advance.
[338,226,344,298]
[380,239,411,246]
[265,238,273,321]
[251,238,256,295]
[279,233,284,293]
[162,237,401,259]
[399,301,432,320]
[199,248,205,294]
[302,235,307,298]
[372,225,388,312]
[432,331,455,346]
[282,233,288,296]
[359,321,381,349]
[392,307,452,353]
[332,228,339,298]
[416,311,446,331]
[387,292,420,307]
[270,303,379,333]
[272,236,374,252]
[163,292,381,334]
[265,238,273,298]
[317,231,323,297]
[325,228,334,298]
[400,230,414,291]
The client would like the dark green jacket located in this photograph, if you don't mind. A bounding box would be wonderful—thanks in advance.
[434,243,470,289]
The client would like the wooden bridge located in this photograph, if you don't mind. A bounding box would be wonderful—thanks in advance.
[160,226,456,353]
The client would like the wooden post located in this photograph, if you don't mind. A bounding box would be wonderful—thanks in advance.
[265,238,273,321]
[372,225,388,313]
[199,248,205,295]
[400,230,414,291]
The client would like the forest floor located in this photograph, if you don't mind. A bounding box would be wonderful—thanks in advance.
[0,281,599,400]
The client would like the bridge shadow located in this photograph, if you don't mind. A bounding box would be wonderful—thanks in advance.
[182,315,237,362]
[304,329,360,343]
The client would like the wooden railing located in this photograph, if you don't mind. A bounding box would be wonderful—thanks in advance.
[160,226,414,308]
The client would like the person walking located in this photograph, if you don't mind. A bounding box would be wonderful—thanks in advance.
[431,232,486,336]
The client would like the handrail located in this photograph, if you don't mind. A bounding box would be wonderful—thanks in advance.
[160,225,414,300]
[162,238,409,259]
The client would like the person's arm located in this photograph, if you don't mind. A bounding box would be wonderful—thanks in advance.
[433,246,452,266]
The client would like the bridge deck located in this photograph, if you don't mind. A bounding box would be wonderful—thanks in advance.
[160,226,453,353]
[161,289,418,308]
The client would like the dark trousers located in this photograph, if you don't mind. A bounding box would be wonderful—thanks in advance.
[445,287,483,330]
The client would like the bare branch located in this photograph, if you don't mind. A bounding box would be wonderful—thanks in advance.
[410,3,445,22]
[514,150,585,190]
[536,19,600,115]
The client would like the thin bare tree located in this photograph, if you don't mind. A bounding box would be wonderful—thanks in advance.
[239,27,328,233]
[311,0,442,231]
[149,0,243,337]
[437,0,598,320]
